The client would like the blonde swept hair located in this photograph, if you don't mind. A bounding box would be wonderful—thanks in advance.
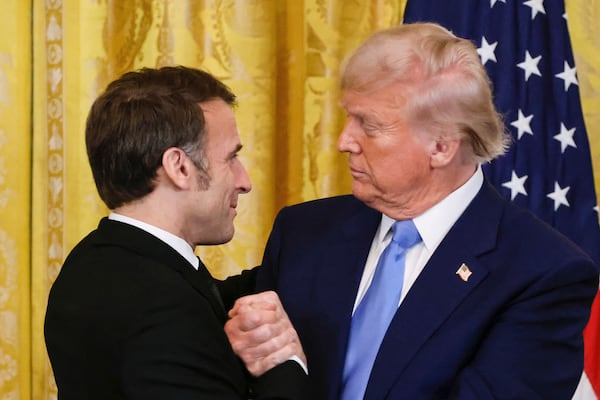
[341,22,511,163]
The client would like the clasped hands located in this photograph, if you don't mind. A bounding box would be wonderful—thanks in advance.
[224,291,307,377]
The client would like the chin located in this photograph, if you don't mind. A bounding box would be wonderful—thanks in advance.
[200,228,235,246]
[352,186,383,210]
[351,184,372,202]
[222,228,235,243]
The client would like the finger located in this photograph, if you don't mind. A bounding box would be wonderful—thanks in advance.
[226,305,281,332]
[228,297,279,318]
[231,324,298,363]
[225,316,287,355]
[244,341,304,377]
[232,291,281,310]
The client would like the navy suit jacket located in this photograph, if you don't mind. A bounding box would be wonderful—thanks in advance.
[257,182,599,399]
[45,218,307,400]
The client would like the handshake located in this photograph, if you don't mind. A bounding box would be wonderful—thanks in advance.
[225,291,307,377]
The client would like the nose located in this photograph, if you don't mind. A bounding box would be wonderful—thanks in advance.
[337,119,361,154]
[237,160,252,194]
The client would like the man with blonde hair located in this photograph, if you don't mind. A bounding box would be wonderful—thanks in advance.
[252,22,598,399]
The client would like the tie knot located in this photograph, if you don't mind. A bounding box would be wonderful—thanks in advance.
[391,219,421,249]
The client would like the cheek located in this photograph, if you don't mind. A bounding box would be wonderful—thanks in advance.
[372,145,430,184]
[212,164,235,186]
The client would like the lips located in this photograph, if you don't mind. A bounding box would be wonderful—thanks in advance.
[349,165,365,179]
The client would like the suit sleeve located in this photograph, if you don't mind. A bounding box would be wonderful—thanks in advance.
[448,257,599,400]
[120,288,310,400]
[250,360,310,400]
[120,288,250,399]
[213,264,311,399]
[256,210,285,293]
[217,266,259,311]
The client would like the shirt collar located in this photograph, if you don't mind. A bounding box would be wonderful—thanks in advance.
[380,166,483,251]
[108,212,199,269]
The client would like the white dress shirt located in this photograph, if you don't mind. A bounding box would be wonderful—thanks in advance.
[352,166,484,313]
[108,212,199,269]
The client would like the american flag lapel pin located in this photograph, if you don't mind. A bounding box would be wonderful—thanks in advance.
[456,263,472,282]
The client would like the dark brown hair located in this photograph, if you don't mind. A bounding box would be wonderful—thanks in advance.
[85,66,236,209]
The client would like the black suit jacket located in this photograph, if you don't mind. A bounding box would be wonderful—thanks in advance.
[45,218,307,399]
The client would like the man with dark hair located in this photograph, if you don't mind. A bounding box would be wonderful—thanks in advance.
[44,66,307,399]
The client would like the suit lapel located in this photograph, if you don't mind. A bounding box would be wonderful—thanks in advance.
[365,182,504,398]
[311,203,381,399]
[95,218,227,322]
[179,258,227,322]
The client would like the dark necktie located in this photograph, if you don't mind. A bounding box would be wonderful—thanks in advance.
[341,219,421,400]
[196,257,226,317]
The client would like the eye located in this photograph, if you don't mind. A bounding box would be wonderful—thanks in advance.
[228,144,244,163]
[363,122,378,132]
[228,152,240,164]
[362,119,381,136]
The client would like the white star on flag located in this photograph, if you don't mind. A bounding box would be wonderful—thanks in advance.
[402,0,600,396]
[555,61,578,91]
[524,0,546,20]
[502,171,528,200]
[546,182,570,211]
[510,109,534,139]
[477,37,497,65]
[553,123,577,153]
[517,51,542,81]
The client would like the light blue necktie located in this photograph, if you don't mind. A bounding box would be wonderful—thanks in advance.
[341,219,421,400]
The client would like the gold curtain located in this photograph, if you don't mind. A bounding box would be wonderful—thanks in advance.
[0,0,598,398]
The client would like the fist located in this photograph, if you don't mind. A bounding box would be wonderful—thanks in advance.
[224,291,307,376]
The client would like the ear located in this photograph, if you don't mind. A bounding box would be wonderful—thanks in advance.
[429,135,461,168]
[161,147,194,190]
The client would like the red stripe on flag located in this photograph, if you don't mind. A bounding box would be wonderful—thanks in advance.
[584,291,600,397]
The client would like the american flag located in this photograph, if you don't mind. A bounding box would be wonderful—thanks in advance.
[403,0,600,398]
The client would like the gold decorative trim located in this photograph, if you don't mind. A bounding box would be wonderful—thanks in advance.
[45,0,63,395]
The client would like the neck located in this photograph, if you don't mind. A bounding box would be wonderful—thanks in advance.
[113,195,185,241]
[377,164,478,220]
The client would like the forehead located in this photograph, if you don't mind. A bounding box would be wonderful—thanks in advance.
[342,81,407,110]
[199,99,240,148]
[200,98,235,125]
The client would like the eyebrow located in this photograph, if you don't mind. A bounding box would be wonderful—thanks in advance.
[228,143,243,158]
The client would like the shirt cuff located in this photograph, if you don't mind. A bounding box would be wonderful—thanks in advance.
[289,355,308,375]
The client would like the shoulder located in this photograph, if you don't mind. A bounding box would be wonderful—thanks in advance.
[475,182,594,263]
[272,195,377,234]
[278,195,371,219]
[262,196,380,251]
[481,196,599,285]
[502,200,593,261]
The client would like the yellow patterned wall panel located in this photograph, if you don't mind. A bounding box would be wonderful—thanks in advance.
[302,0,405,202]
[63,1,108,257]
[566,0,600,206]
[184,1,281,277]
[30,1,61,398]
[0,1,31,399]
